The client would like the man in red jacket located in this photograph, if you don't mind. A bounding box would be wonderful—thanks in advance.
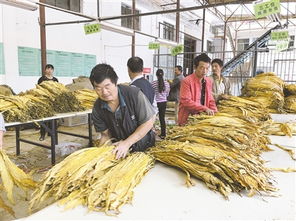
[178,53,217,125]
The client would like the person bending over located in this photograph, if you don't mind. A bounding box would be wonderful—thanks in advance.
[90,63,156,159]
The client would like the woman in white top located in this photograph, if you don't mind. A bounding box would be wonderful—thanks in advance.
[151,69,170,139]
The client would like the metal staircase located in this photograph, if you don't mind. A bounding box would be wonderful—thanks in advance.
[222,24,282,76]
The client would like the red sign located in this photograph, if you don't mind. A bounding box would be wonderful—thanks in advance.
[143,68,151,74]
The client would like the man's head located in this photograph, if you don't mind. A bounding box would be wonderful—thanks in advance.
[45,64,54,76]
[90,64,118,102]
[127,56,143,80]
[193,53,211,79]
[211,58,223,78]
[174,65,182,76]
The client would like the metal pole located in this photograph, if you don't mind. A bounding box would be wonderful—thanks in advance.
[97,0,100,17]
[16,126,20,155]
[88,113,93,146]
[175,0,180,66]
[234,29,238,56]
[252,43,258,77]
[222,21,227,61]
[157,23,160,68]
[201,1,206,52]
[39,0,47,75]
[50,119,56,165]
[35,1,258,22]
[132,0,136,57]
[176,0,180,43]
[99,1,244,21]
[45,19,95,26]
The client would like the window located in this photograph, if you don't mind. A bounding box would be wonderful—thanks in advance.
[207,40,214,52]
[45,0,81,12]
[163,22,174,41]
[121,4,141,31]
[237,39,249,51]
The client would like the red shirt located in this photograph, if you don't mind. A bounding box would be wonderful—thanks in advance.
[178,74,217,125]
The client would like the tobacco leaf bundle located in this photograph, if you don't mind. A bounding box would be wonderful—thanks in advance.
[0,95,32,122]
[30,146,117,212]
[0,150,36,216]
[169,113,271,155]
[284,84,296,96]
[241,72,285,113]
[30,146,154,215]
[261,121,296,137]
[149,140,277,198]
[217,95,270,123]
[37,81,84,113]
[1,81,85,122]
[20,94,54,119]
[53,91,83,113]
[241,72,284,95]
[0,195,14,217]
[74,89,98,110]
[246,91,284,113]
[58,152,154,215]
[284,95,296,113]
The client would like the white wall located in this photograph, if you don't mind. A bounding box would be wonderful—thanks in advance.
[0,0,216,93]
[0,8,4,84]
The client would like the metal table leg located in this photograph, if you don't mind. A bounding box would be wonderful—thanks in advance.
[50,119,56,165]
[88,113,93,146]
[16,125,20,155]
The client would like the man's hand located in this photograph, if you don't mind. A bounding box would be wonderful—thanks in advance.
[205,108,215,116]
[112,140,131,160]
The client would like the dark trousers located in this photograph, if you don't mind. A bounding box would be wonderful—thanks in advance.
[40,120,58,138]
[157,102,167,137]
[40,121,50,138]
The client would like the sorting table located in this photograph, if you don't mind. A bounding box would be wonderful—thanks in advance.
[4,110,93,165]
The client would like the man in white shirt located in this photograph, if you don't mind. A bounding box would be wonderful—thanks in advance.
[209,58,231,103]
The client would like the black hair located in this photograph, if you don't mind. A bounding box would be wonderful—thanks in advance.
[175,65,182,72]
[211,58,223,67]
[89,63,118,86]
[193,53,211,67]
[256,70,264,75]
[127,56,143,73]
[156,69,165,93]
[45,64,54,70]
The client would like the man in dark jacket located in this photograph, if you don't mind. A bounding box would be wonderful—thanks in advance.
[90,63,156,159]
[167,65,184,122]
[127,56,155,105]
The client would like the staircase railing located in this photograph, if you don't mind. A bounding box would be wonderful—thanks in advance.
[222,24,282,77]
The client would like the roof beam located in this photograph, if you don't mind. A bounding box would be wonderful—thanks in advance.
[206,0,296,4]
[98,1,244,21]
[226,14,296,22]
